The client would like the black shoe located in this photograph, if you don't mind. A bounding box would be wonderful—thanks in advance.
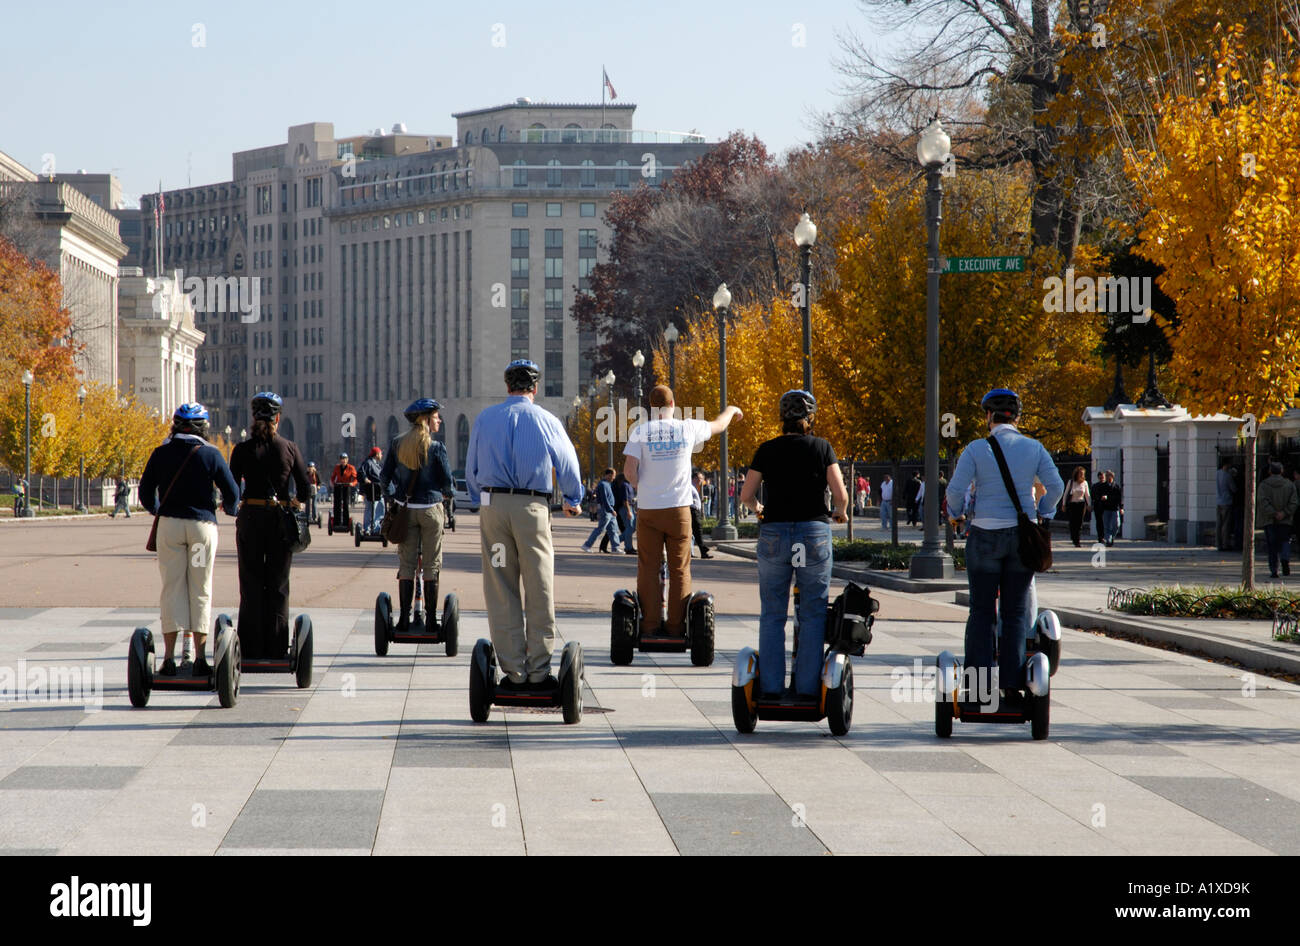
[498,675,526,690]
[1284,562,1291,576]
[529,674,559,690]
[625,548,636,555]
[160,658,177,676]
[193,656,210,677]
[701,551,713,559]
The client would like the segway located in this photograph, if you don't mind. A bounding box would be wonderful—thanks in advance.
[468,639,584,724]
[327,487,353,536]
[731,582,877,736]
[609,551,714,666]
[126,614,241,708]
[354,520,389,547]
[374,553,459,656]
[934,607,1061,741]
[239,613,315,689]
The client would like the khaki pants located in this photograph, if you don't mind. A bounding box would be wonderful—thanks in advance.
[636,506,692,634]
[398,504,444,580]
[479,493,556,682]
[156,516,218,636]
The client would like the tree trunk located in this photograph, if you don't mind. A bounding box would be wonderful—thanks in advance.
[846,458,854,541]
[1242,436,1257,590]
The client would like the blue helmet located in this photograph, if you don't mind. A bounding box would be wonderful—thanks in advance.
[404,397,441,421]
[173,402,208,422]
[251,391,282,419]
[980,388,1021,417]
[504,359,540,391]
[779,389,817,421]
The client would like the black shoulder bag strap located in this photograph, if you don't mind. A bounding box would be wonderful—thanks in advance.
[985,435,1026,518]
[986,433,1053,572]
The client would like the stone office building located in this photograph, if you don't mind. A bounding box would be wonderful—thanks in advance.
[140,101,712,468]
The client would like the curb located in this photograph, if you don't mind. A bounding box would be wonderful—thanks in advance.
[716,542,967,593]
[0,512,117,524]
[953,590,1300,676]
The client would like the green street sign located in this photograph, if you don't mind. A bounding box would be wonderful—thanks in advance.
[942,256,1026,274]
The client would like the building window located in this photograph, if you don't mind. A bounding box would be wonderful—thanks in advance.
[545,287,563,309]
[510,228,529,249]
[580,159,595,187]
[498,125,507,142]
[544,351,563,396]
[580,202,596,217]
[545,257,563,278]
[513,160,527,187]
[546,202,562,217]
[579,257,596,278]
[578,229,597,250]
[511,257,529,277]
[545,229,563,249]
[547,159,561,187]
[511,288,529,309]
[512,203,528,217]
[615,159,630,188]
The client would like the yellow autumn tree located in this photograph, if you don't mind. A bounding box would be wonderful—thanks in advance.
[1126,28,1300,588]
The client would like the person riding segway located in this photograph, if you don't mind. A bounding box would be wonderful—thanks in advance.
[938,388,1064,739]
[374,397,459,656]
[329,452,356,535]
[614,384,740,663]
[305,461,322,526]
[465,360,587,723]
[228,392,316,688]
[128,403,241,707]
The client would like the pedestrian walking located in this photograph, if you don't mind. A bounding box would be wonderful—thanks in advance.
[112,477,132,518]
[1257,460,1298,578]
[380,398,455,631]
[690,470,712,558]
[583,468,623,553]
[738,390,847,698]
[306,462,321,523]
[880,474,894,530]
[1060,466,1091,547]
[905,473,921,525]
[1101,470,1123,545]
[945,388,1064,700]
[624,384,741,637]
[1216,458,1236,551]
[1092,470,1108,542]
[466,360,584,688]
[137,403,239,675]
[228,392,312,660]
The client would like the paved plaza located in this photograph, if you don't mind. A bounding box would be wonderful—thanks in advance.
[1,515,1298,855]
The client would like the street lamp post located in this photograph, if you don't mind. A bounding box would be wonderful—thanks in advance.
[604,370,616,470]
[664,323,679,392]
[587,383,597,484]
[21,370,34,517]
[76,385,87,511]
[632,349,644,418]
[910,119,955,580]
[571,394,583,479]
[712,284,736,542]
[794,213,817,394]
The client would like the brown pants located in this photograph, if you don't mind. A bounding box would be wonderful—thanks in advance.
[636,506,692,634]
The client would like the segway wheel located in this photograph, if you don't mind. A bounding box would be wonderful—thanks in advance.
[327,514,334,536]
[127,627,153,708]
[295,615,314,689]
[1030,692,1050,741]
[609,600,635,666]
[469,639,493,723]
[215,616,240,708]
[354,524,361,547]
[689,596,715,667]
[381,535,388,548]
[826,659,853,736]
[374,592,392,657]
[442,593,459,657]
[560,641,584,724]
[731,683,757,734]
[935,693,953,738]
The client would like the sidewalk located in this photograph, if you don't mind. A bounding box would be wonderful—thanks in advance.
[720,537,1300,676]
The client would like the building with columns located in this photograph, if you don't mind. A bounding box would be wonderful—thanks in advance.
[117,268,204,416]
[139,102,712,468]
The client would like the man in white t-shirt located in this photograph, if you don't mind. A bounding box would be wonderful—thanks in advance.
[624,384,742,637]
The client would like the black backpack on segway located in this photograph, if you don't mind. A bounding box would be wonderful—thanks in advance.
[730,581,878,736]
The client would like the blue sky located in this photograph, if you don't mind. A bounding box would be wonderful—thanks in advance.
[0,0,887,208]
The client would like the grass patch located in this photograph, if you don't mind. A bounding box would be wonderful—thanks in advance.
[834,539,965,571]
[1110,584,1300,621]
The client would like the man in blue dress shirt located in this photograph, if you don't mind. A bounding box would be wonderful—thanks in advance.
[466,360,585,688]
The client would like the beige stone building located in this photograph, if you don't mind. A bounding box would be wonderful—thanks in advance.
[117,268,204,417]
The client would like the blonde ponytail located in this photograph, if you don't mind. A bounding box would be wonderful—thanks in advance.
[396,416,432,470]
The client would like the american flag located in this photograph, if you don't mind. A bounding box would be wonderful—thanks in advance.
[603,68,617,100]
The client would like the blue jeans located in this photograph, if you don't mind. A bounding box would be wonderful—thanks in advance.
[363,497,385,533]
[756,520,832,696]
[619,508,636,548]
[1265,522,1292,574]
[1103,509,1119,543]
[964,526,1033,690]
[583,510,621,550]
[879,499,893,530]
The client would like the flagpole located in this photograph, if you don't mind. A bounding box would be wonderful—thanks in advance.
[601,64,605,137]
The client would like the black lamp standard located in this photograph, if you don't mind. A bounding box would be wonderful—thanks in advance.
[604,370,616,470]
[21,370,34,517]
[76,385,87,511]
[909,119,955,580]
[664,323,678,391]
[712,283,736,542]
[587,383,597,483]
[632,349,645,417]
[794,213,817,394]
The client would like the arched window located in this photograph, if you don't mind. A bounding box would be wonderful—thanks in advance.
[453,162,460,190]
[387,415,400,445]
[562,122,581,143]
[365,416,377,450]
[614,159,630,187]
[456,415,470,471]
[440,163,447,190]
[580,159,595,187]
[498,125,507,142]
[547,159,562,187]
[513,160,527,187]
[481,128,489,145]
[280,417,295,442]
[463,131,472,145]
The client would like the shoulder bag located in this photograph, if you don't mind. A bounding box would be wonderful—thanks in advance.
[381,465,418,544]
[267,456,311,554]
[145,444,203,552]
[986,435,1053,572]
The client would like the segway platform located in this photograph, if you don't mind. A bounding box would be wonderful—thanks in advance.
[354,522,389,547]
[934,610,1060,741]
[609,588,715,666]
[731,581,878,736]
[374,589,459,656]
[239,613,315,689]
[127,614,241,708]
[468,638,583,724]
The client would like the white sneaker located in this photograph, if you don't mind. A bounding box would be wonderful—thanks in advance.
[581,544,596,553]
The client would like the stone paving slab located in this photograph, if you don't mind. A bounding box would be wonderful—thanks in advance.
[0,605,1297,855]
